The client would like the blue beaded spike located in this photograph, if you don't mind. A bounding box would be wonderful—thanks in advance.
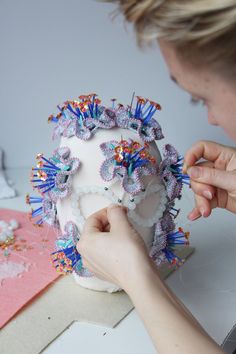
[112,140,156,177]
[169,156,190,186]
[133,96,161,125]
[31,153,70,195]
[48,94,102,126]
[163,227,190,265]
[26,194,44,226]
[169,206,181,219]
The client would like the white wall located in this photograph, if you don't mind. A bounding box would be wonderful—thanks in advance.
[0,0,233,168]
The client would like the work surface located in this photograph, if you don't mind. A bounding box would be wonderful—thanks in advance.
[1,168,236,354]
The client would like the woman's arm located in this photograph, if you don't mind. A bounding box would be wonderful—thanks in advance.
[125,255,224,354]
[78,205,224,354]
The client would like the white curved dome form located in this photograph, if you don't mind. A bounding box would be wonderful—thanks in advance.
[56,127,168,292]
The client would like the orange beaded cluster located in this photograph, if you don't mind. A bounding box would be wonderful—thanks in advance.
[50,251,73,274]
[113,140,156,172]
[48,93,101,123]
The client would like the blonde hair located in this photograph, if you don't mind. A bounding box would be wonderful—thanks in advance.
[105,0,236,78]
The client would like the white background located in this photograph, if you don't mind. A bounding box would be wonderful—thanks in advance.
[0,0,234,169]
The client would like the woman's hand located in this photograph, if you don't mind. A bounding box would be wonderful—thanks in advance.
[78,204,224,354]
[184,140,236,220]
[77,204,150,289]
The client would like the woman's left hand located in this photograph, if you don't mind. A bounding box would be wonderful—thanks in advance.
[77,204,149,289]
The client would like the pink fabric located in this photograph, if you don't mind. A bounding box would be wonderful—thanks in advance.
[0,209,60,328]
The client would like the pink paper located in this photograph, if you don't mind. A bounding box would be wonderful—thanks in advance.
[0,209,60,328]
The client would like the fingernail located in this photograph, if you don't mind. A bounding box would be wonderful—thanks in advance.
[182,163,188,174]
[200,207,206,217]
[187,167,200,179]
[203,191,213,200]
[188,209,201,221]
[188,213,201,221]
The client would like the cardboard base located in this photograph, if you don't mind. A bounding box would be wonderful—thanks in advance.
[0,247,194,354]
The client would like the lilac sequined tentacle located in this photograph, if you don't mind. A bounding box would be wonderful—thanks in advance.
[159,144,190,201]
[31,147,80,202]
[150,212,189,266]
[51,221,93,277]
[115,96,164,142]
[100,139,158,195]
[49,95,116,141]
[26,194,59,228]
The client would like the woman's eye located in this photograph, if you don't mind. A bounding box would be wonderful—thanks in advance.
[190,96,205,106]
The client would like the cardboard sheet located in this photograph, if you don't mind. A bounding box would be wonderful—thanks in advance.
[0,246,194,354]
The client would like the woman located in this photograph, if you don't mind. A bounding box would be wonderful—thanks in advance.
[77,1,236,353]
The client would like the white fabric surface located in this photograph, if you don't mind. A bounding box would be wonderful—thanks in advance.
[0,148,16,199]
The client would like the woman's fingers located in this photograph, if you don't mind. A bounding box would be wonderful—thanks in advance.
[106,204,130,233]
[187,207,201,221]
[188,166,236,192]
[189,161,216,200]
[190,180,216,200]
[183,140,231,172]
[82,207,109,234]
[188,194,212,220]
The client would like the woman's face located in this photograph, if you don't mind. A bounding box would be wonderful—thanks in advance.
[159,40,236,142]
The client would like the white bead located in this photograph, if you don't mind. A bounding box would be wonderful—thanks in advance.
[9,219,18,229]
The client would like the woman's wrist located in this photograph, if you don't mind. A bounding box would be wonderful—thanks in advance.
[120,252,164,296]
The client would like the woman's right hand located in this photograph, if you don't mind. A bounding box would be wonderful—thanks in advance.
[183,140,236,220]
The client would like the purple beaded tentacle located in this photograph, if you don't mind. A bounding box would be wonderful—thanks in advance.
[28,147,80,228]
[150,142,191,267]
[26,194,59,228]
[100,158,116,182]
[114,96,164,143]
[49,94,163,143]
[159,144,190,201]
[51,221,93,277]
[100,139,158,196]
[150,211,190,267]
[100,140,120,158]
[49,147,80,202]
[30,147,80,203]
[48,95,117,141]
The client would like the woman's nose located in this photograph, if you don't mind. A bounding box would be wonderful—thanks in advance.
[208,111,219,126]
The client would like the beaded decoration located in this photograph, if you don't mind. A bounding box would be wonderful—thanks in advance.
[50,221,92,277]
[31,147,80,202]
[27,92,191,277]
[150,210,190,266]
[49,94,116,141]
[26,194,58,227]
[115,95,163,142]
[159,144,190,201]
[27,147,80,227]
[100,139,157,195]
[49,94,163,143]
